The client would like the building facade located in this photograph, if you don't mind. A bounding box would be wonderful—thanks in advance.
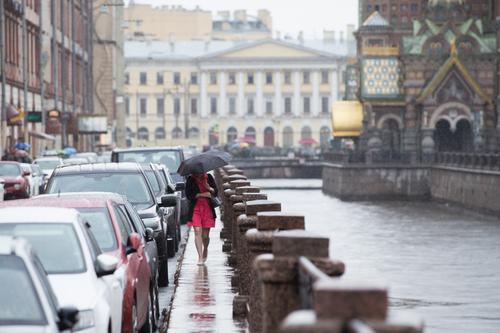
[124,4,272,41]
[0,0,93,153]
[351,0,499,161]
[124,38,355,149]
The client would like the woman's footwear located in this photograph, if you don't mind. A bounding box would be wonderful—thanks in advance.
[197,258,205,266]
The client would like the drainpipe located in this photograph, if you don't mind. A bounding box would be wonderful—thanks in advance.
[22,0,28,141]
[0,0,6,150]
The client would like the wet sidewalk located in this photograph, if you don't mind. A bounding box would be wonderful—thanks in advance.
[167,221,246,332]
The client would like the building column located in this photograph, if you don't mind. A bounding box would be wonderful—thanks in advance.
[256,71,264,117]
[200,71,208,118]
[293,71,301,116]
[312,70,320,116]
[274,71,282,117]
[331,67,339,103]
[238,71,245,116]
[219,71,226,117]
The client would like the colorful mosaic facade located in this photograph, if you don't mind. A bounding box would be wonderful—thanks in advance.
[361,58,402,98]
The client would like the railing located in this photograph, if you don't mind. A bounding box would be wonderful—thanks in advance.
[214,165,424,333]
[435,152,500,171]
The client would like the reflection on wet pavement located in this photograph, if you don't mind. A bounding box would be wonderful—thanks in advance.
[168,221,246,332]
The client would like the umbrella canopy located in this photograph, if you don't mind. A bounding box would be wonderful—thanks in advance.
[63,147,77,156]
[177,150,232,176]
[299,138,318,145]
[15,142,31,150]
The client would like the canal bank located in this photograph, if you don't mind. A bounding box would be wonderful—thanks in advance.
[262,179,500,333]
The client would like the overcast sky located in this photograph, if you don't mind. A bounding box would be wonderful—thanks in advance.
[125,0,359,39]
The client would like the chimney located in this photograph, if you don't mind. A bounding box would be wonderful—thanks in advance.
[234,10,247,22]
[257,9,272,30]
[339,31,344,42]
[323,30,336,43]
[276,30,281,40]
[298,31,304,44]
[346,24,355,41]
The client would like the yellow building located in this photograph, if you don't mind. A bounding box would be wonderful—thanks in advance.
[124,4,272,41]
[124,38,355,149]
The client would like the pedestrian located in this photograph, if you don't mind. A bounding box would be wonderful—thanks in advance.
[185,172,218,265]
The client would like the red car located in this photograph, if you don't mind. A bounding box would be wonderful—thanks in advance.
[1,192,154,333]
[0,161,31,199]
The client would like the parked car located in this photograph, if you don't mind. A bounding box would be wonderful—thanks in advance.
[0,236,80,332]
[34,156,64,179]
[21,163,42,196]
[142,163,179,257]
[64,157,90,165]
[0,161,30,199]
[111,147,189,223]
[97,151,112,163]
[31,164,46,193]
[0,207,123,333]
[0,178,4,201]
[74,152,98,163]
[45,163,177,287]
[7,193,158,332]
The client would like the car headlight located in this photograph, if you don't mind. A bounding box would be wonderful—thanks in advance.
[142,216,161,231]
[73,309,95,331]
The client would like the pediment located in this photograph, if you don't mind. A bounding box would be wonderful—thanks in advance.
[208,40,328,59]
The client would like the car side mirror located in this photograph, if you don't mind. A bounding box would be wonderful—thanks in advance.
[126,233,142,255]
[160,194,177,207]
[144,227,154,242]
[175,182,185,191]
[57,306,79,331]
[95,254,119,277]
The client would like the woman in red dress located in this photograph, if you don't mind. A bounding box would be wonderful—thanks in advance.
[186,172,218,265]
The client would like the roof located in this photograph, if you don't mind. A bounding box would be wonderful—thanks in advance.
[53,162,143,175]
[1,193,125,209]
[362,11,390,28]
[417,45,492,104]
[0,207,80,223]
[124,38,355,61]
[113,146,183,153]
[0,236,30,255]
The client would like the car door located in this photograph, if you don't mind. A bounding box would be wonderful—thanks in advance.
[113,205,150,326]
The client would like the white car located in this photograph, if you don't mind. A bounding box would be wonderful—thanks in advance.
[0,178,4,201]
[34,157,64,179]
[0,207,124,333]
[0,236,80,332]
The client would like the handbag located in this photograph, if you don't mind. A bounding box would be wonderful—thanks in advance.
[210,196,221,208]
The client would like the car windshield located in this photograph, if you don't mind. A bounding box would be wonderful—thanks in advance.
[117,151,181,172]
[0,224,86,274]
[0,164,20,176]
[144,170,161,193]
[0,255,46,326]
[48,173,154,208]
[35,160,60,171]
[77,208,118,252]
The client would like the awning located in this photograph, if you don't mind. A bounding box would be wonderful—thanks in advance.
[29,131,56,141]
[331,101,363,138]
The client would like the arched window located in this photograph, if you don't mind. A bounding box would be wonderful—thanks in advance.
[172,127,183,139]
[301,126,312,139]
[263,127,275,147]
[188,127,200,139]
[244,127,256,144]
[209,125,219,146]
[320,126,331,148]
[227,127,238,143]
[282,126,294,148]
[155,127,165,140]
[126,127,133,138]
[137,127,149,141]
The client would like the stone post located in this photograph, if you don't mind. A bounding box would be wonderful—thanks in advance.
[254,230,345,333]
[247,212,305,333]
[233,200,281,317]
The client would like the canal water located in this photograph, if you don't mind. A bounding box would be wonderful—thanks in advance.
[253,179,500,333]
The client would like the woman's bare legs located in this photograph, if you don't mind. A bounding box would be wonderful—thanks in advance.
[194,227,204,265]
[202,228,210,262]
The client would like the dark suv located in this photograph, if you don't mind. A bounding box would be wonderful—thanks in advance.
[45,162,177,287]
[111,147,189,223]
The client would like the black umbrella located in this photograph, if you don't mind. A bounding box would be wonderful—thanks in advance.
[177,150,232,176]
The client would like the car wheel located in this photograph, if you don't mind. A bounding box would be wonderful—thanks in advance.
[150,283,159,331]
[158,257,169,287]
[139,294,153,333]
[131,302,139,333]
[154,275,160,321]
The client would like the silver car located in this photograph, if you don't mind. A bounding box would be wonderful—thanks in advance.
[0,236,79,332]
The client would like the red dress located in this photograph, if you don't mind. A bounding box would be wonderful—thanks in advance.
[187,175,216,228]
